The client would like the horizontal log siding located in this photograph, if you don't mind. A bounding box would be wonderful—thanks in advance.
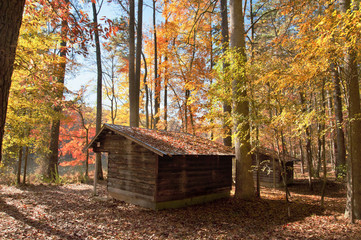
[156,155,232,202]
[106,135,157,200]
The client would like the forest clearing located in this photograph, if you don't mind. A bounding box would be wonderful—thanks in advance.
[0,175,360,240]
[2,0,361,236]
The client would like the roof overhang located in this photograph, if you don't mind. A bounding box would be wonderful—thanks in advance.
[86,124,168,157]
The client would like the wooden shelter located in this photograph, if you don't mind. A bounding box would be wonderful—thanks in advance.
[252,148,298,187]
[88,124,233,210]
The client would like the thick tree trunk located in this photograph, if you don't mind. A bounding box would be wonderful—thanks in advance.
[93,2,103,181]
[129,0,138,127]
[48,117,61,179]
[48,26,67,180]
[342,0,361,221]
[345,48,361,220]
[230,0,254,200]
[0,0,25,163]
[221,0,232,147]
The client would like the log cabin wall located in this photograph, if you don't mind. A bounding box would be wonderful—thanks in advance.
[253,153,282,186]
[252,153,294,187]
[97,133,158,208]
[156,155,232,202]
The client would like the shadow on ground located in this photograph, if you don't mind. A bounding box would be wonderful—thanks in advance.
[0,183,361,239]
[0,182,336,239]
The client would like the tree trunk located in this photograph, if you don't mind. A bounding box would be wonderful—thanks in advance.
[135,0,143,127]
[221,0,232,147]
[164,56,168,131]
[93,1,103,181]
[326,90,336,171]
[316,120,322,178]
[343,0,361,221]
[300,92,313,191]
[48,118,61,180]
[320,80,327,207]
[279,131,291,217]
[150,87,154,128]
[129,0,138,127]
[110,56,117,124]
[331,63,346,178]
[153,0,160,129]
[230,0,254,200]
[163,1,169,131]
[23,146,29,184]
[85,128,89,179]
[48,8,68,180]
[299,139,305,174]
[142,52,149,129]
[17,147,23,185]
[185,90,190,133]
[189,104,195,135]
[0,0,25,163]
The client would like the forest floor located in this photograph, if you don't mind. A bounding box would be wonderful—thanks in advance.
[0,179,360,239]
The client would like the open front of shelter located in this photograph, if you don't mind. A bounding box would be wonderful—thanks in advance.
[88,124,233,210]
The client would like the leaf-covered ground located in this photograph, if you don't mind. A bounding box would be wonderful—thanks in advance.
[0,180,360,239]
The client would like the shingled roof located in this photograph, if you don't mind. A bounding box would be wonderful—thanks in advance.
[88,124,234,156]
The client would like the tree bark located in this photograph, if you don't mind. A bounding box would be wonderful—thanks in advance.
[326,90,336,171]
[331,63,346,177]
[129,0,138,127]
[164,56,168,131]
[299,139,305,174]
[185,90,189,133]
[163,1,169,131]
[135,0,143,127]
[230,0,254,200]
[300,92,313,191]
[141,52,149,129]
[153,0,160,129]
[48,3,68,180]
[23,146,29,184]
[221,0,232,147]
[93,1,103,181]
[85,128,89,179]
[320,80,327,207]
[342,0,361,221]
[17,147,23,185]
[0,0,25,163]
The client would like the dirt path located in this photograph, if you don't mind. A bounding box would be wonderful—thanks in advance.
[0,181,360,239]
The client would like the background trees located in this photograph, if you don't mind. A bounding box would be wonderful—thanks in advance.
[1,0,361,220]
